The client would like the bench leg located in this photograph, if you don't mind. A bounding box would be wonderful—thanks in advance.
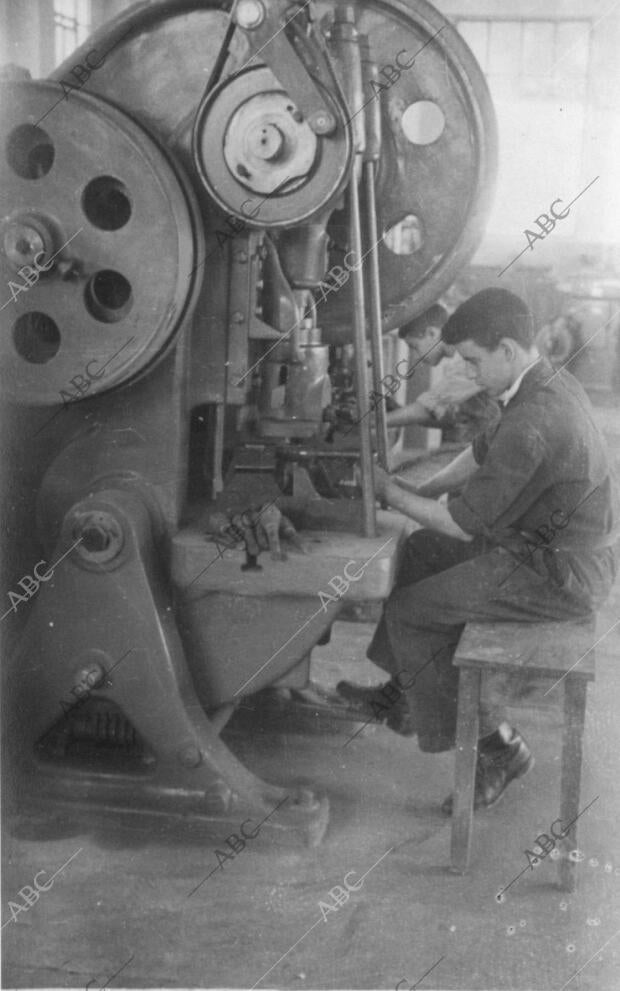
[558,675,588,892]
[450,667,481,874]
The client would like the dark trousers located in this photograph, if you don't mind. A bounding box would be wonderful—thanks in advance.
[367,529,600,752]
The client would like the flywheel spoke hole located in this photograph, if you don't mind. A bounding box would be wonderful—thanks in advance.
[6,124,54,179]
[401,101,446,145]
[85,270,133,324]
[13,312,60,363]
[383,214,423,255]
[82,176,132,231]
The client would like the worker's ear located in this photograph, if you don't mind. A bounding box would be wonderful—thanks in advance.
[499,337,518,362]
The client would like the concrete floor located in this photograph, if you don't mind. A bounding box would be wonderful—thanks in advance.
[3,415,620,990]
[3,606,620,989]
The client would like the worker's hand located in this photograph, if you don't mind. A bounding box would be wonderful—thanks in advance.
[394,475,421,496]
[207,502,307,561]
[249,502,307,560]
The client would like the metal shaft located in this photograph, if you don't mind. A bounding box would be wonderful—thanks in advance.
[212,401,225,498]
[363,160,389,469]
[348,175,377,537]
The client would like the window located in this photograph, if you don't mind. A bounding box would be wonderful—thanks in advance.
[458,19,590,101]
[456,19,592,243]
[54,0,91,64]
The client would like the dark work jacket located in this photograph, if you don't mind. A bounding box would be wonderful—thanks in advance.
[448,358,620,604]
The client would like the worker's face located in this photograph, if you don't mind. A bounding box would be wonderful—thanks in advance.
[455,338,516,396]
[405,325,443,367]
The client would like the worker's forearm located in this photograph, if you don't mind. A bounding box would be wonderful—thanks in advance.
[384,481,472,541]
[415,445,478,498]
[386,401,436,429]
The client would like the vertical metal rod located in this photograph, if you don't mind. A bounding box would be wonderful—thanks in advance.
[348,175,377,537]
[212,402,225,499]
[363,160,389,469]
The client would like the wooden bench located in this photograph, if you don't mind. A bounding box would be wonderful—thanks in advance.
[450,619,597,892]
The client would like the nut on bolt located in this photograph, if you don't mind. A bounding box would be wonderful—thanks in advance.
[72,510,124,564]
[178,744,202,768]
[73,663,105,690]
[56,257,81,280]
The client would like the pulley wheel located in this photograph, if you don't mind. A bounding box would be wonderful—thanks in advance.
[193,65,352,228]
[316,0,497,337]
[0,80,201,406]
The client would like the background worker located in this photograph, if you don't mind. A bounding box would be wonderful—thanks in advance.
[387,303,499,444]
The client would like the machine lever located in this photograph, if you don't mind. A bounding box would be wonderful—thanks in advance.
[359,34,389,472]
[233,0,337,135]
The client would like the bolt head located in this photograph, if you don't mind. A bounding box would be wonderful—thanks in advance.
[309,112,336,135]
[57,258,79,279]
[74,663,104,690]
[235,0,265,29]
[2,218,47,271]
[178,744,202,768]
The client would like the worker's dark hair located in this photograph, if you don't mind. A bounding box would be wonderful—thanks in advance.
[442,289,535,350]
[398,303,448,340]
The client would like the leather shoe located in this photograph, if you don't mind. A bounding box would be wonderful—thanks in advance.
[336,680,390,717]
[441,728,534,815]
[336,679,417,736]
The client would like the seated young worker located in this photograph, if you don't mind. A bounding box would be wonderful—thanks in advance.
[339,288,620,812]
[387,303,499,444]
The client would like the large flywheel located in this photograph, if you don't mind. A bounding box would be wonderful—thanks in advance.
[319,0,497,337]
[41,0,496,342]
[0,81,202,406]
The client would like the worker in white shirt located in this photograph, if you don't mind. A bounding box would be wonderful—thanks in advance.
[387,304,499,443]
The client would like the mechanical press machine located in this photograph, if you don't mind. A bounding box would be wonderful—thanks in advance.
[0,0,496,841]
